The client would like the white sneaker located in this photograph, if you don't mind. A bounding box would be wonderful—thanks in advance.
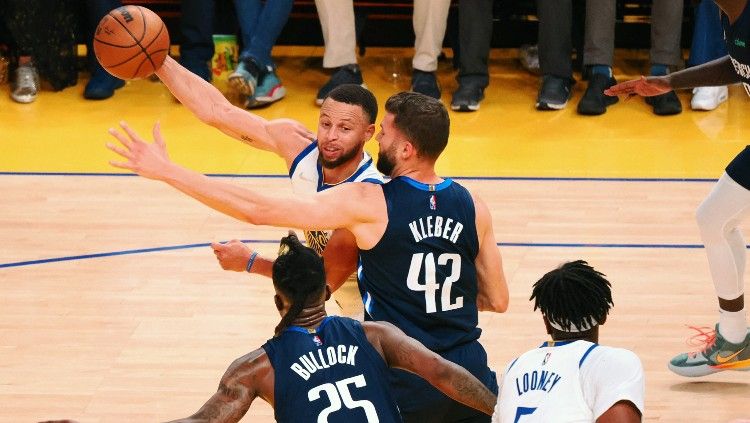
[691,86,728,111]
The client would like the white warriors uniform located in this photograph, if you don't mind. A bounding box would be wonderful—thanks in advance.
[289,140,384,316]
[493,340,644,423]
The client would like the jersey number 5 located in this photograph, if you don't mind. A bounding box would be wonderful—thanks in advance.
[308,374,379,422]
[407,252,463,313]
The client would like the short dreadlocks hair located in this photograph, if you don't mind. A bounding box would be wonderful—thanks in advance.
[530,260,613,332]
[272,231,327,336]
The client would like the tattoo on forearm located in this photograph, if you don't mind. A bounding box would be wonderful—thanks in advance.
[194,382,251,422]
[240,135,254,144]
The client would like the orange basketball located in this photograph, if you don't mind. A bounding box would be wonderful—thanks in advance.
[93,5,170,80]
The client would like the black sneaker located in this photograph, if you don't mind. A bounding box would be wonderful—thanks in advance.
[646,90,682,115]
[411,70,441,99]
[316,64,365,106]
[451,81,485,112]
[577,73,619,115]
[536,75,574,111]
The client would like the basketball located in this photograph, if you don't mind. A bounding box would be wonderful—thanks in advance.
[93,6,170,80]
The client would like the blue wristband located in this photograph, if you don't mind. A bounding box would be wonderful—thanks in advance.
[246,251,259,273]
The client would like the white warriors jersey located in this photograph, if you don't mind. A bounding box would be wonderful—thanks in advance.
[493,340,644,423]
[288,140,384,255]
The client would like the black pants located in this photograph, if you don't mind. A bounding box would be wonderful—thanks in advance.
[456,0,493,87]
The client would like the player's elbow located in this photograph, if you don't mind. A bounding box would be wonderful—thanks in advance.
[478,295,508,313]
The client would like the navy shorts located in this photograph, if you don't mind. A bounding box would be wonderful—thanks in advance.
[726,146,750,190]
[390,340,498,423]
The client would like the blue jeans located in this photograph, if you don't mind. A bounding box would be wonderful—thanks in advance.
[234,0,294,69]
[688,0,727,66]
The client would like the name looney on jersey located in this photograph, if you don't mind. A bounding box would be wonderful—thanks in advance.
[290,344,359,380]
[409,216,464,243]
[515,370,563,396]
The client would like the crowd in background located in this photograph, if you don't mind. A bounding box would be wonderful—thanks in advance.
[0,0,732,115]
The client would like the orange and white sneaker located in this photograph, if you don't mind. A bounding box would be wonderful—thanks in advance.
[669,324,750,377]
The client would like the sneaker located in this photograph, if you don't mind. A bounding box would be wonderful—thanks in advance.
[519,44,540,75]
[691,86,728,111]
[451,80,485,112]
[246,70,286,109]
[316,64,364,106]
[577,73,618,115]
[646,90,682,115]
[229,57,263,97]
[84,67,125,100]
[668,324,750,377]
[411,69,441,99]
[536,75,574,110]
[11,63,40,104]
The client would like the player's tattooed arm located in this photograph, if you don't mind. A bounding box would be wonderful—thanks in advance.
[364,321,497,416]
[163,349,267,423]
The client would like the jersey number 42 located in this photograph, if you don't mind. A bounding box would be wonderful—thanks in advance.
[407,252,464,313]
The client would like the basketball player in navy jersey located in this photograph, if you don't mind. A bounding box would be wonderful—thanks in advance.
[156,57,383,315]
[40,232,496,423]
[107,91,508,422]
[605,0,750,377]
[493,261,644,423]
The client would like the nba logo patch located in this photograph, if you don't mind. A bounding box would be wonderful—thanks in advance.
[429,194,437,210]
[312,335,323,346]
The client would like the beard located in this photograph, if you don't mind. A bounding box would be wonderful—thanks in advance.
[319,144,361,169]
[376,148,396,176]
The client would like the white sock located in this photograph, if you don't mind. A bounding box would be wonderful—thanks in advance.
[718,308,748,344]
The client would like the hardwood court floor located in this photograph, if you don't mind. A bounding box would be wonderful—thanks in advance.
[1,47,750,422]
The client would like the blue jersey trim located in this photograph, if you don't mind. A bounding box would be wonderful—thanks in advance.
[316,155,377,191]
[539,340,578,348]
[507,357,519,372]
[399,175,453,191]
[288,140,318,178]
[361,177,384,185]
[578,344,599,368]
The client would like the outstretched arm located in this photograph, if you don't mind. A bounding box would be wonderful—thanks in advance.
[211,229,358,291]
[605,56,740,97]
[106,122,381,242]
[364,321,497,416]
[165,349,269,423]
[155,56,312,162]
[473,196,508,313]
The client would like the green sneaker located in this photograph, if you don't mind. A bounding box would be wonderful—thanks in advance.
[669,324,750,377]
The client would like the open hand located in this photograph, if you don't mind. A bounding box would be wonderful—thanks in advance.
[107,121,173,180]
[211,240,253,272]
[604,75,671,97]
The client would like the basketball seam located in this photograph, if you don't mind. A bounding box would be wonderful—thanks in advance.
[108,6,157,76]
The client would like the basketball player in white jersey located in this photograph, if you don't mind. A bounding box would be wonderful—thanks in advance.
[493,261,644,423]
[155,57,383,315]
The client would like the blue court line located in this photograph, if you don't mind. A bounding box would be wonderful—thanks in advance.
[0,171,718,183]
[0,240,720,269]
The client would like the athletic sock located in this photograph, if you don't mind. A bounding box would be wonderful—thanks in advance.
[719,307,748,343]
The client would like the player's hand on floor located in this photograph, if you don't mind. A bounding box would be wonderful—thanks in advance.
[211,240,253,272]
[604,75,671,97]
[107,121,172,181]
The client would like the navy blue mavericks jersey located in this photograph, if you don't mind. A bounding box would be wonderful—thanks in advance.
[262,316,402,423]
[359,176,481,352]
[723,2,750,94]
